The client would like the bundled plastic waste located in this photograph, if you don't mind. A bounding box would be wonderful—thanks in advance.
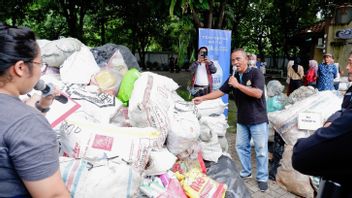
[90,43,140,70]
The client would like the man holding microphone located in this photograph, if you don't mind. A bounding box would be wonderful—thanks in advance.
[193,48,269,192]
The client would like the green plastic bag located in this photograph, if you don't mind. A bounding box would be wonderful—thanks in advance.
[267,95,285,113]
[117,68,140,106]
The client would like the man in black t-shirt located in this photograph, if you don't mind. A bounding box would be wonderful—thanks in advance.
[193,48,269,192]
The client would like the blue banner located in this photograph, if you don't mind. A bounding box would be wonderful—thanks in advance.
[198,28,232,115]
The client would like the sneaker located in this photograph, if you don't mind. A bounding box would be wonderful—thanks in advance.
[240,173,252,179]
[258,181,268,192]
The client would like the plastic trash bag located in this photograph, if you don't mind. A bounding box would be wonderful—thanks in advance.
[117,68,141,106]
[90,43,140,70]
[205,155,251,198]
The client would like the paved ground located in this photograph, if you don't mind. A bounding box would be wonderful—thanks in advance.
[226,132,297,198]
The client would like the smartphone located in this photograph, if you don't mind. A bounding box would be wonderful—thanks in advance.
[201,51,208,58]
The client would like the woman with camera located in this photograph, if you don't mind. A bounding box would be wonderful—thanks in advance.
[189,46,217,97]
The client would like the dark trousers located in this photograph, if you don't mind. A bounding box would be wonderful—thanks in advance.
[191,85,210,97]
[269,132,285,180]
[288,79,302,96]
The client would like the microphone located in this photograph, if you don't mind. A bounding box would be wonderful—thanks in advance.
[34,80,68,104]
[34,80,53,97]
[232,65,237,76]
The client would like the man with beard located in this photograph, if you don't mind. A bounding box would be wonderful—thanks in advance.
[292,51,352,197]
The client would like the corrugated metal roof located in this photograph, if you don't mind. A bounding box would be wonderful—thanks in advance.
[299,20,326,34]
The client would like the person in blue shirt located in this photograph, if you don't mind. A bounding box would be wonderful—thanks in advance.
[316,53,337,91]
[256,56,266,73]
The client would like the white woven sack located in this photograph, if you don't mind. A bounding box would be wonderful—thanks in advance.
[60,157,142,198]
[199,114,228,137]
[196,98,227,116]
[198,118,223,162]
[129,72,179,145]
[63,84,123,124]
[41,37,82,67]
[269,91,342,145]
[60,46,100,84]
[144,148,177,176]
[56,119,161,171]
[167,110,200,156]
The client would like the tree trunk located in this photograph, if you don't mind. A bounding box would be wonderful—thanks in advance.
[191,7,203,28]
[217,0,227,29]
[207,0,214,28]
[59,0,84,41]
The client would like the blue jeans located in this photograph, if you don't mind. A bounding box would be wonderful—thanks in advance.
[236,122,269,182]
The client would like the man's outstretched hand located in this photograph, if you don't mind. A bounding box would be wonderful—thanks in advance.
[192,96,203,105]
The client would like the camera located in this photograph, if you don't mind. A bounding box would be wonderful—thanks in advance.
[200,51,208,58]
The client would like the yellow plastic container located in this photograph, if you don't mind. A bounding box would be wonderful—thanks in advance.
[94,69,117,91]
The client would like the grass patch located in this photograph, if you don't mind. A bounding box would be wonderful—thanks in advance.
[227,98,237,133]
[176,86,192,101]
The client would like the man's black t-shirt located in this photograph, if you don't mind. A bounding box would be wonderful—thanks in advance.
[220,67,268,125]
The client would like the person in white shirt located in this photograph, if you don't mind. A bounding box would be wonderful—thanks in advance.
[189,46,217,97]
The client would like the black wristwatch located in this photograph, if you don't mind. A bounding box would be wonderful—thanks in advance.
[35,101,50,113]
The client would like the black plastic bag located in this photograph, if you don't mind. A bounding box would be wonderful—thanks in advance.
[205,155,251,198]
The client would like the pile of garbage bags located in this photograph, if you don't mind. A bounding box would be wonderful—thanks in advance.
[30,37,251,198]
[266,83,344,198]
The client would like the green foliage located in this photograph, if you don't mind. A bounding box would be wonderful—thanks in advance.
[168,16,195,67]
[176,86,192,101]
[0,0,33,25]
[0,0,344,69]
[23,9,67,40]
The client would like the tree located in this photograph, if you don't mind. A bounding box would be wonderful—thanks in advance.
[30,0,97,42]
[270,0,326,68]
[22,2,68,40]
[53,0,94,41]
[1,0,342,71]
[0,0,34,25]
[169,0,244,66]
[114,0,169,70]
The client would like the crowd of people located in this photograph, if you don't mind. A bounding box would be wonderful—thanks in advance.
[286,53,343,95]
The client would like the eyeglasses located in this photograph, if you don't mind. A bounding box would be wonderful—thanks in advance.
[31,61,48,73]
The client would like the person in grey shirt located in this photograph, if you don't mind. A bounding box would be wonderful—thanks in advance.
[0,22,69,197]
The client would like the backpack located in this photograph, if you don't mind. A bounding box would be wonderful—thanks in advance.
[304,68,316,85]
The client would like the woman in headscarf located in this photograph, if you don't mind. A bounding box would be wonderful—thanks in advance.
[287,57,304,96]
[304,59,318,87]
